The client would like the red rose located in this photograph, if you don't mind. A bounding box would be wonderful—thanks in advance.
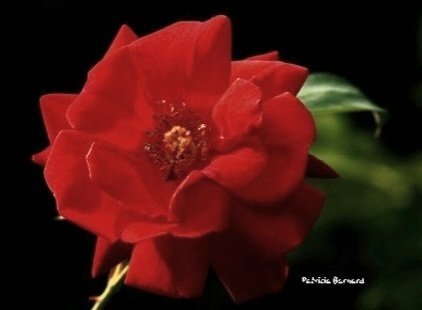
[33,16,336,302]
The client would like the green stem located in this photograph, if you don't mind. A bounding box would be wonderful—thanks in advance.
[91,262,129,310]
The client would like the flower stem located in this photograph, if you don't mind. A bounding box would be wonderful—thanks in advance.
[91,262,129,310]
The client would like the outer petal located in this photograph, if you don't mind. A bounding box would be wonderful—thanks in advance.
[211,232,288,303]
[187,15,231,116]
[115,207,176,244]
[125,236,209,298]
[34,26,136,165]
[170,171,230,237]
[67,48,154,151]
[67,16,231,150]
[44,130,120,240]
[92,237,132,277]
[261,93,315,148]
[32,146,51,165]
[86,142,174,217]
[202,147,267,190]
[306,154,339,178]
[245,51,279,61]
[212,79,262,150]
[234,93,316,204]
[120,220,175,243]
[40,94,76,142]
[129,15,231,116]
[35,26,137,162]
[122,171,231,242]
[231,60,308,99]
[32,94,76,165]
[103,24,137,58]
[232,183,325,260]
[212,184,324,303]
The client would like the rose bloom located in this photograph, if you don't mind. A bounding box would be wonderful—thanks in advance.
[33,16,336,302]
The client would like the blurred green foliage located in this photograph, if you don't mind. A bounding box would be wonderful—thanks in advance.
[290,114,422,309]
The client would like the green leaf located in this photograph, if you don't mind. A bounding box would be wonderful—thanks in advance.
[298,73,386,114]
[298,73,387,135]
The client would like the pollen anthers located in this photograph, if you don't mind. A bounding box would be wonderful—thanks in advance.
[144,100,209,181]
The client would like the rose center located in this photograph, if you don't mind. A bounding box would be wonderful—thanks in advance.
[144,101,209,181]
[163,126,194,160]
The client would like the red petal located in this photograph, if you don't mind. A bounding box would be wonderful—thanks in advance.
[231,60,308,99]
[122,171,231,242]
[67,48,154,151]
[32,89,75,166]
[120,222,174,243]
[203,147,267,189]
[67,16,231,150]
[261,93,316,148]
[125,236,209,298]
[116,208,176,244]
[103,25,137,58]
[245,51,279,61]
[234,93,316,204]
[44,130,120,240]
[306,154,338,178]
[170,171,230,237]
[212,79,262,150]
[211,232,288,303]
[35,27,136,163]
[40,94,76,142]
[92,237,132,277]
[129,15,231,116]
[86,142,174,217]
[232,183,325,260]
[187,15,231,116]
[32,146,50,165]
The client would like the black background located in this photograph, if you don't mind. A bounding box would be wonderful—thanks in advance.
[13,1,421,309]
